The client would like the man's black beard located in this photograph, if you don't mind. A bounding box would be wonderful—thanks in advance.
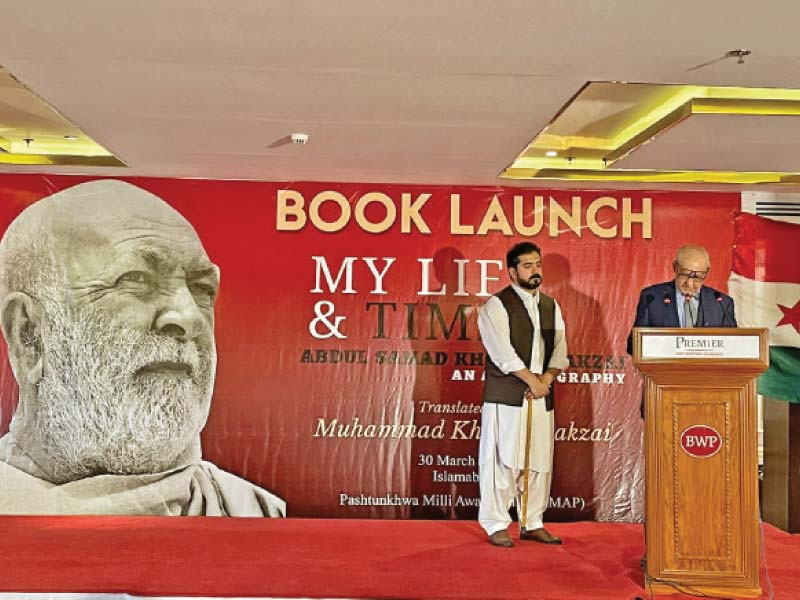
[518,276,542,290]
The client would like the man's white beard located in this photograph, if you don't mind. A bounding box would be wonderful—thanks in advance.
[32,302,216,483]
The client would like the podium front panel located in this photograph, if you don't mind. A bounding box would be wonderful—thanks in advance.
[653,385,744,574]
[645,379,760,595]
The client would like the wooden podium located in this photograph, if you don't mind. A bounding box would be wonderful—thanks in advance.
[632,327,768,598]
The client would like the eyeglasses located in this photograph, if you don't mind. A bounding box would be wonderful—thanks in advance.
[675,266,708,281]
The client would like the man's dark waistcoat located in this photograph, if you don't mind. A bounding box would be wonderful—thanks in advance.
[482,285,556,410]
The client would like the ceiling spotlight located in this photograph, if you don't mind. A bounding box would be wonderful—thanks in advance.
[290,132,309,145]
[63,135,78,140]
[545,150,558,157]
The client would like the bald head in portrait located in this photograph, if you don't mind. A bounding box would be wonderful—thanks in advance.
[0,180,285,516]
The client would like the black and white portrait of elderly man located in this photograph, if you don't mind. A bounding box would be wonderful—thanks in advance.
[0,179,285,517]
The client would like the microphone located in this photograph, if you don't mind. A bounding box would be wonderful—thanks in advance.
[714,291,732,326]
[662,293,671,305]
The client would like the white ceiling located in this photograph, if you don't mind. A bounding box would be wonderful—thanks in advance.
[0,0,798,190]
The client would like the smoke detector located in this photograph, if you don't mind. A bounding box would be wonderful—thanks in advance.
[290,132,309,145]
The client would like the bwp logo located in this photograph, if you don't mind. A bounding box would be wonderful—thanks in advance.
[680,425,722,458]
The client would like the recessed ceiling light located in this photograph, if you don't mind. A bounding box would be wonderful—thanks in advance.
[545,150,558,157]
[0,66,123,166]
[501,81,800,184]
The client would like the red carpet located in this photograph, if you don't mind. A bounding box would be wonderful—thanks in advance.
[0,516,796,599]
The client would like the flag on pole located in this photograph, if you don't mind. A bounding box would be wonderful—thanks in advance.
[728,213,800,402]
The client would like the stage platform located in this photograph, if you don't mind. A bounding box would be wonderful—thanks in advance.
[0,516,796,600]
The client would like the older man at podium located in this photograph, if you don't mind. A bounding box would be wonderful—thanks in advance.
[628,244,737,354]
[627,245,766,597]
[628,244,737,422]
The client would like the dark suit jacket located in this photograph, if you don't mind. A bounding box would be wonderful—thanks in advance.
[626,280,737,355]
[627,281,737,417]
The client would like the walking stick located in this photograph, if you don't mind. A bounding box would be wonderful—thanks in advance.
[520,389,535,530]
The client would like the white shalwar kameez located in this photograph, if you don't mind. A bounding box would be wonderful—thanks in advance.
[477,284,568,535]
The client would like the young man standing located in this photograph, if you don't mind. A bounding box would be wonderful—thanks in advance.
[477,242,568,547]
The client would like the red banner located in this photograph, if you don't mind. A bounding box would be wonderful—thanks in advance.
[0,175,738,520]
